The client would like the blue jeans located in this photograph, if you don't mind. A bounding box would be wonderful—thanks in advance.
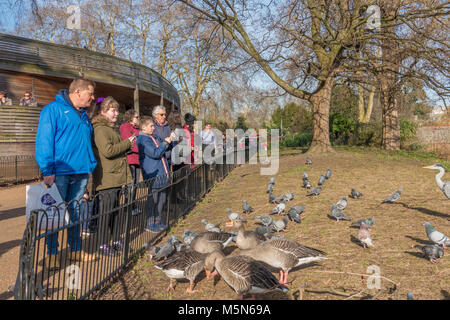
[45,174,89,255]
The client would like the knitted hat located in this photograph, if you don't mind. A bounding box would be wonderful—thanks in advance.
[184,113,196,125]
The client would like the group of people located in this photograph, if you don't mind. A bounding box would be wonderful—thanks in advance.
[34,77,204,268]
[0,90,38,106]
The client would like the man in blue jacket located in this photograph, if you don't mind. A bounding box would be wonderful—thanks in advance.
[35,77,98,269]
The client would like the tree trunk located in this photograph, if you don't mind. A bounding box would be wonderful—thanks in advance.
[380,87,400,150]
[308,76,335,153]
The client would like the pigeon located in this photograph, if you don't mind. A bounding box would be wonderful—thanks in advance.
[270,201,286,215]
[382,188,402,203]
[351,217,375,229]
[325,169,332,179]
[147,245,160,261]
[253,225,273,238]
[350,189,363,199]
[282,193,295,202]
[271,194,286,204]
[287,206,305,224]
[318,175,325,186]
[302,179,312,189]
[201,219,222,233]
[266,183,274,194]
[357,222,373,248]
[153,236,179,261]
[270,217,289,232]
[269,177,275,185]
[226,208,243,225]
[268,192,276,203]
[302,173,309,180]
[414,244,444,263]
[307,187,322,196]
[331,204,351,222]
[242,200,254,214]
[407,292,414,300]
[254,215,274,227]
[305,156,312,165]
[423,222,450,248]
[336,196,348,210]
[182,230,199,245]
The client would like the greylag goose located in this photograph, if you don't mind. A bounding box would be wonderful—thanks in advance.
[232,218,267,250]
[239,238,327,286]
[155,249,206,293]
[190,231,235,254]
[204,250,288,299]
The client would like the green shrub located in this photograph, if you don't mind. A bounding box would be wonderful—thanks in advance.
[351,122,382,146]
[329,112,357,145]
[400,119,418,142]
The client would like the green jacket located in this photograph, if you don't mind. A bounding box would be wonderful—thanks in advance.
[92,115,132,192]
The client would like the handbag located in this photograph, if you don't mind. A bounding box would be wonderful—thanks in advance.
[25,183,69,231]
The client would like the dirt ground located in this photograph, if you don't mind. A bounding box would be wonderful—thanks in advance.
[0,183,32,300]
[95,148,450,300]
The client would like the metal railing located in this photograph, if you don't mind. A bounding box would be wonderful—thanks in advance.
[0,155,41,184]
[15,148,247,300]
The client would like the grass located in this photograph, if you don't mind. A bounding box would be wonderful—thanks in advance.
[97,146,450,300]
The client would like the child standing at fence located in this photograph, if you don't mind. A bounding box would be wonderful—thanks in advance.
[137,116,176,233]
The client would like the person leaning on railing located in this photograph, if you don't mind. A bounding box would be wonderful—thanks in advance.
[35,77,98,269]
[91,96,135,257]
[19,91,38,107]
[0,90,12,105]
[137,116,176,233]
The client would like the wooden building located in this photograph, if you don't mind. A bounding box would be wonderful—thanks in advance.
[0,33,181,156]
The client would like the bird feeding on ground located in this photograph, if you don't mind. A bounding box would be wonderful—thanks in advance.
[382,188,402,203]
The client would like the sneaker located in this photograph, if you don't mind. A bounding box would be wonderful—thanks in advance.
[132,208,142,216]
[99,244,117,257]
[112,240,123,251]
[81,230,91,236]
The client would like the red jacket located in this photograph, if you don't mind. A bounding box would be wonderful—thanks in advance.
[120,122,140,165]
[183,125,196,167]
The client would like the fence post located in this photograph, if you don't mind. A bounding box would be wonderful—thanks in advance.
[15,155,18,183]
[122,186,132,265]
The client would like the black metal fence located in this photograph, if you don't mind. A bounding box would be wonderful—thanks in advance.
[0,155,41,184]
[15,148,247,300]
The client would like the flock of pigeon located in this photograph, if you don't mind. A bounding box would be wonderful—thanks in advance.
[145,156,449,299]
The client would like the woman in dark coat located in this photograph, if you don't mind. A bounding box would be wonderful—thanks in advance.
[91,96,135,256]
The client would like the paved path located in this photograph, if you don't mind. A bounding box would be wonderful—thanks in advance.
[0,184,31,300]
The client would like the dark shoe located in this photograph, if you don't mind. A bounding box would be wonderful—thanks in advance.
[112,240,123,251]
[99,244,117,257]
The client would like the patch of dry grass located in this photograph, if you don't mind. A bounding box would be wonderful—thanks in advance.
[98,149,450,300]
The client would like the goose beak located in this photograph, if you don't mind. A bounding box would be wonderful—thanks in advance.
[225,221,233,227]
[205,269,211,279]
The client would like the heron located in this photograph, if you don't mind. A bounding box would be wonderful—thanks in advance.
[423,163,450,199]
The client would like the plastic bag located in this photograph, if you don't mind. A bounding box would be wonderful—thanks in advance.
[25,183,69,231]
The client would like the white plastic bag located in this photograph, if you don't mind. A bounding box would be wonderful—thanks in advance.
[25,183,69,231]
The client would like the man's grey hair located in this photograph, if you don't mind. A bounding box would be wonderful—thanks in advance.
[152,105,166,116]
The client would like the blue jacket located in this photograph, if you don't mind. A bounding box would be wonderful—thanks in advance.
[35,90,97,176]
[137,132,170,188]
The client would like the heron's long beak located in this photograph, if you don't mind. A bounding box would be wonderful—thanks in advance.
[423,165,433,169]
